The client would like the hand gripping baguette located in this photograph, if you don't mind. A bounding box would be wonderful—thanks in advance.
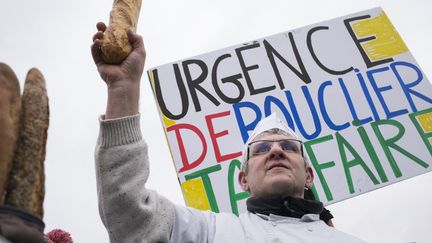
[101,0,142,64]
[5,68,49,218]
[0,63,21,204]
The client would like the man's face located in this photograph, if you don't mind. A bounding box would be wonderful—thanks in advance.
[238,133,313,198]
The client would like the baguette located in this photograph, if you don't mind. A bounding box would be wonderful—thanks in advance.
[5,68,49,218]
[0,63,21,204]
[101,0,142,64]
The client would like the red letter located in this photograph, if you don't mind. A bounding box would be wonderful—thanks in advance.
[206,111,242,163]
[167,123,207,173]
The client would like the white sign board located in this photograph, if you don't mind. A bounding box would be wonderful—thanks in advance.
[147,7,432,215]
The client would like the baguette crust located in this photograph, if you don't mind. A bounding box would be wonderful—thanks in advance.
[0,63,21,204]
[5,68,49,218]
[101,0,142,64]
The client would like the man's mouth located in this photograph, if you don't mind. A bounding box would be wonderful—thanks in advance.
[267,162,290,171]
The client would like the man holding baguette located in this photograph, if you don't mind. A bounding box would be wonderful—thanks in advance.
[92,23,364,243]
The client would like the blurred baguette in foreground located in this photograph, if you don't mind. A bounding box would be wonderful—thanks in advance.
[0,63,21,204]
[5,68,49,218]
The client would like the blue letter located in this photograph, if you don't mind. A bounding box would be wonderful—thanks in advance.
[339,77,373,126]
[318,80,350,131]
[391,61,432,112]
[285,87,322,140]
[233,102,262,143]
[263,96,295,130]
[355,68,380,121]
[367,66,408,119]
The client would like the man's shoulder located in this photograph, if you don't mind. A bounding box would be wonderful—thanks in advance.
[313,222,366,243]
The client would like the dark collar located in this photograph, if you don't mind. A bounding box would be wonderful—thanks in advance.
[247,196,323,219]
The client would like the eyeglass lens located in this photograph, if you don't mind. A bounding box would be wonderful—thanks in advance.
[250,140,301,156]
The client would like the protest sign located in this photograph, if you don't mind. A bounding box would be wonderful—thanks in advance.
[147,7,432,215]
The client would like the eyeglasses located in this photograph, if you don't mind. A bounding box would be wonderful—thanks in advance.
[247,139,304,160]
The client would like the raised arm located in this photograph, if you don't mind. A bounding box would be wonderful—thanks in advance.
[91,22,142,119]
[91,23,175,242]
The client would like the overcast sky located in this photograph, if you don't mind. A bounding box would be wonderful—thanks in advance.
[1,0,431,242]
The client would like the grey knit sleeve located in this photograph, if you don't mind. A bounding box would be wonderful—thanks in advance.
[95,114,175,243]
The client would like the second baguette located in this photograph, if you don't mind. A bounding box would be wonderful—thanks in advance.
[5,68,49,218]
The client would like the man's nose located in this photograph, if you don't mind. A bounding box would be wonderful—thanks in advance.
[268,143,286,159]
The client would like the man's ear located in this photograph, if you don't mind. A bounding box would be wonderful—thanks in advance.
[238,171,250,192]
[305,166,314,189]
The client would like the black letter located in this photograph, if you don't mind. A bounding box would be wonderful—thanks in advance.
[344,15,393,68]
[151,67,189,120]
[264,33,311,87]
[183,59,220,112]
[212,54,245,104]
[307,26,353,75]
[235,42,276,95]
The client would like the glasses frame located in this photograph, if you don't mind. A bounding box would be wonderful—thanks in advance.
[246,139,304,161]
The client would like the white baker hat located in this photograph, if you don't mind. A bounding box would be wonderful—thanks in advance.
[241,113,299,169]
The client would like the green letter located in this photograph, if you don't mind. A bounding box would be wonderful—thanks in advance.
[372,119,429,178]
[410,108,432,156]
[336,132,380,194]
[357,126,388,183]
[185,164,222,213]
[304,135,335,201]
[228,160,249,216]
